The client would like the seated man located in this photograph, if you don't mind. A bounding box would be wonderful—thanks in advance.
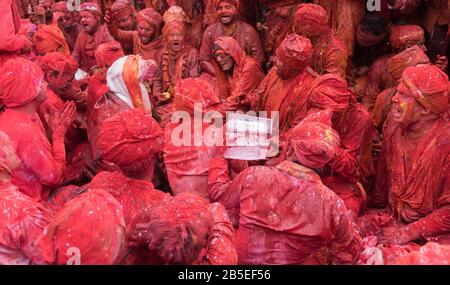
[293,3,348,78]
[211,36,265,111]
[52,1,80,52]
[372,65,450,245]
[72,2,115,73]
[257,34,316,133]
[0,131,53,265]
[306,74,373,217]
[208,111,361,264]
[199,0,264,75]
[0,58,76,201]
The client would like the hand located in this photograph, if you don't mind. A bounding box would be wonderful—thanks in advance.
[435,55,448,72]
[49,101,77,137]
[377,226,412,245]
[19,36,32,54]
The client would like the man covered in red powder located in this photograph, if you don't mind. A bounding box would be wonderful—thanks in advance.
[208,111,361,264]
[372,65,450,245]
[0,131,53,265]
[306,74,373,217]
[199,0,264,75]
[257,34,316,133]
[211,36,264,111]
[72,2,115,73]
[106,7,164,61]
[52,1,80,52]
[0,0,32,66]
[111,0,137,54]
[0,58,76,201]
[293,3,348,78]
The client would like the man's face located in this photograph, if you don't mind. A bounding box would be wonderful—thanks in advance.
[47,70,75,92]
[217,2,238,26]
[391,88,423,125]
[116,13,136,31]
[34,81,48,106]
[214,49,234,72]
[138,21,156,44]
[274,56,299,79]
[80,11,99,34]
[167,30,185,53]
[58,12,75,31]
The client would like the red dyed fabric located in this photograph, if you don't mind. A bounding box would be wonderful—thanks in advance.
[308,73,352,112]
[389,25,424,49]
[40,189,126,265]
[293,3,329,37]
[72,25,115,72]
[397,243,450,265]
[96,108,163,178]
[34,24,70,56]
[287,110,341,169]
[0,57,43,108]
[0,0,29,67]
[0,183,53,265]
[312,31,348,77]
[386,45,430,82]
[95,42,125,69]
[213,36,264,103]
[276,34,314,72]
[208,159,361,264]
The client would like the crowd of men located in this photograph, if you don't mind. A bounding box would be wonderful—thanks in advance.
[0,0,449,265]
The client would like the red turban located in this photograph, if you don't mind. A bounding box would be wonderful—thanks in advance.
[288,110,341,169]
[173,78,220,115]
[356,24,386,47]
[133,192,213,264]
[37,52,78,76]
[34,24,70,55]
[111,0,135,18]
[389,25,424,49]
[95,41,125,68]
[215,0,240,9]
[275,34,313,71]
[39,189,126,265]
[52,1,69,13]
[163,5,190,24]
[308,74,353,112]
[398,65,449,115]
[137,8,163,31]
[387,45,430,81]
[294,3,329,37]
[0,57,44,108]
[96,108,164,176]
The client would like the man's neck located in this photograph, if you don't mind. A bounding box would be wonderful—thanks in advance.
[8,103,39,115]
[222,21,238,35]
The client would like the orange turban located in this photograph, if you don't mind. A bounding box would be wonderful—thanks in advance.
[34,24,70,55]
[308,74,353,112]
[294,3,329,37]
[389,25,424,49]
[275,34,313,71]
[387,45,430,81]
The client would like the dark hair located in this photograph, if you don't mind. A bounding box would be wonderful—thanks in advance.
[360,13,387,36]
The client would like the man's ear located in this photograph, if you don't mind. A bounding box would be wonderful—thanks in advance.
[46,70,56,81]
